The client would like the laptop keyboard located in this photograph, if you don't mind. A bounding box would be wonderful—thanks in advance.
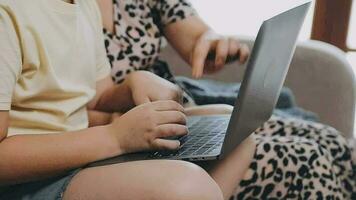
[148,116,230,159]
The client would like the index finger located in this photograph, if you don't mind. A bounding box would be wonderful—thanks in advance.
[192,38,211,78]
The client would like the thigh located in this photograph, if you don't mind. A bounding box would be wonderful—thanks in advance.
[234,117,355,199]
[251,115,352,168]
[235,135,344,199]
[63,160,223,200]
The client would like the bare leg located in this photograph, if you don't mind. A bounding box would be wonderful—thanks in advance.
[186,104,256,199]
[204,136,256,200]
[63,160,224,200]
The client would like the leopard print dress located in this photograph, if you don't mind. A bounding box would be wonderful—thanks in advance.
[102,0,356,199]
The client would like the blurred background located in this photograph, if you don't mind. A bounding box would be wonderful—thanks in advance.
[189,0,356,137]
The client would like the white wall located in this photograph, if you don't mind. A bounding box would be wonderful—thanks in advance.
[189,0,315,40]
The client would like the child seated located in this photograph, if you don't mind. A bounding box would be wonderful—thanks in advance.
[0,1,255,199]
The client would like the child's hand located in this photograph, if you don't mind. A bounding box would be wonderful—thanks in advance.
[126,71,183,105]
[191,30,250,78]
[107,100,188,154]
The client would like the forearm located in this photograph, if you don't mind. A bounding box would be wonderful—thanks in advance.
[0,126,119,186]
[94,80,134,113]
[164,16,210,64]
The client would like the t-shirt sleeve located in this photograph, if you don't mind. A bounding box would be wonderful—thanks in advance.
[148,0,196,28]
[91,0,111,81]
[0,8,22,110]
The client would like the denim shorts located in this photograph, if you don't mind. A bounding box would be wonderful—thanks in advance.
[0,169,80,200]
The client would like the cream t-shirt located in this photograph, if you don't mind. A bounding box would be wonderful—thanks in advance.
[0,0,111,136]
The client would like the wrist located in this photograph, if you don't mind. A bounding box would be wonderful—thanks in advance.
[94,125,124,159]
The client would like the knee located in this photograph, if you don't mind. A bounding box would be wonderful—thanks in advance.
[215,104,233,114]
[163,161,224,200]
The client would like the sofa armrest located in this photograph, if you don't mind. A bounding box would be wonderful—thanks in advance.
[159,38,355,139]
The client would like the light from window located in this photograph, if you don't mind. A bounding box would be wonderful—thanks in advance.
[346,2,356,137]
[345,52,356,137]
[189,0,315,40]
[347,1,356,49]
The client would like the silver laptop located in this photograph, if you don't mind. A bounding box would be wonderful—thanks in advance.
[90,2,310,166]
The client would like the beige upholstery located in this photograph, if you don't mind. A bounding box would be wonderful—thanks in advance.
[159,38,356,139]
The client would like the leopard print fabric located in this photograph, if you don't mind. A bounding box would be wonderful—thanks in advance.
[233,116,356,199]
[103,0,195,83]
[102,1,356,198]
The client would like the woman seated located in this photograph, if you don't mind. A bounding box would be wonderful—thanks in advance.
[96,0,356,199]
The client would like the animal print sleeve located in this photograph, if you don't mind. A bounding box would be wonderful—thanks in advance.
[148,0,196,27]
